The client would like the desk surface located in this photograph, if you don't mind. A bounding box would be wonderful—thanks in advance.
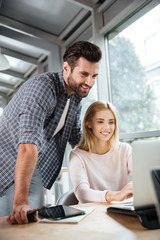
[0,202,160,240]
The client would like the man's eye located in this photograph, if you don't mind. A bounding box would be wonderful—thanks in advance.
[81,73,88,76]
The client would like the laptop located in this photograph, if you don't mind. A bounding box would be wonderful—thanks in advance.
[107,139,160,229]
[150,166,160,223]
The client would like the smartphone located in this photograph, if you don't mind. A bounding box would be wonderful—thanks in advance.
[27,205,85,221]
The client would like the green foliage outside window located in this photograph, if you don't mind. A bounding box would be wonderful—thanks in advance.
[109,36,160,133]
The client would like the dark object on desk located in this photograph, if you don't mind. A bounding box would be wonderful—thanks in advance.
[27,205,85,221]
[151,167,160,223]
[27,212,36,222]
[107,204,160,230]
[27,207,45,222]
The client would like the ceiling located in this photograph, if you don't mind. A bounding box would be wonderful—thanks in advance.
[0,0,105,103]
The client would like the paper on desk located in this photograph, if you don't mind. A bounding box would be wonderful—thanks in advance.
[39,207,95,224]
[110,196,134,205]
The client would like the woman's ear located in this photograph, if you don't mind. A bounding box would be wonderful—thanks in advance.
[86,121,91,129]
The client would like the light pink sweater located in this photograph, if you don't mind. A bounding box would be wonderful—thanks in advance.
[69,142,132,203]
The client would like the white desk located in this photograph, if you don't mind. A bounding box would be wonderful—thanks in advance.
[0,202,160,240]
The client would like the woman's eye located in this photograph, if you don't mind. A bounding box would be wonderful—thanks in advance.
[94,74,98,79]
[97,121,103,123]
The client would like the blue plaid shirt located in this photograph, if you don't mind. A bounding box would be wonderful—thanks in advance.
[0,71,82,196]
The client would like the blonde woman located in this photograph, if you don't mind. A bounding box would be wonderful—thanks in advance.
[69,101,133,203]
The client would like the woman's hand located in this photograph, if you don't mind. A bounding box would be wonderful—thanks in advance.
[105,182,133,202]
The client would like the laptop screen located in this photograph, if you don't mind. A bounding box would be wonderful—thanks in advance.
[132,139,160,209]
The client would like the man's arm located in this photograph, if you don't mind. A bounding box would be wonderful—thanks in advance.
[68,103,82,147]
[7,143,38,224]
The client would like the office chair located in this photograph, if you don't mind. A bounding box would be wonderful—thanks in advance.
[56,189,78,206]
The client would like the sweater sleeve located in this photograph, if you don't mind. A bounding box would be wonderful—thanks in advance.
[69,150,108,203]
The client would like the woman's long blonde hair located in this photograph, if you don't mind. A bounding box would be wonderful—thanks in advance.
[78,101,119,153]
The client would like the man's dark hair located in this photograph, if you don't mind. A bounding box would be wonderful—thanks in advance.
[63,41,102,71]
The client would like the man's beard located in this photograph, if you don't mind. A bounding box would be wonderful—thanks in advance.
[67,75,91,98]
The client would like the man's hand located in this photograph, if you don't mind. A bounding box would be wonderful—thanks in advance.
[7,204,38,224]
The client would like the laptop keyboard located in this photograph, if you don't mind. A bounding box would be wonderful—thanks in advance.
[108,202,135,211]
[123,202,134,206]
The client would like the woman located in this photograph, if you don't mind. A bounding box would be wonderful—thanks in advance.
[69,101,133,203]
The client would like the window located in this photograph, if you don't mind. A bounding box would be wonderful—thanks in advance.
[107,4,160,134]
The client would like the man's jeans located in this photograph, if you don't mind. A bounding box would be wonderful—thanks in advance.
[0,165,44,217]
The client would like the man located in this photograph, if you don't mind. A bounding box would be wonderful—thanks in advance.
[0,41,102,224]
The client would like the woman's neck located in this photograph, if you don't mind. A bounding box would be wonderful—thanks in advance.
[91,140,111,155]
